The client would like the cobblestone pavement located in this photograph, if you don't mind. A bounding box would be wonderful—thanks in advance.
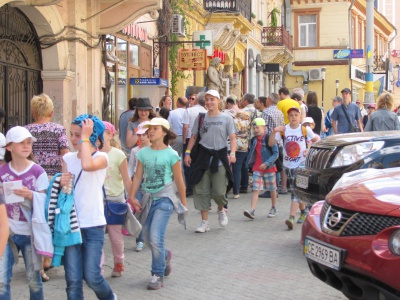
[11,192,346,300]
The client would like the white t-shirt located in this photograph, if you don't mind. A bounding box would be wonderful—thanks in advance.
[275,124,315,169]
[63,151,108,228]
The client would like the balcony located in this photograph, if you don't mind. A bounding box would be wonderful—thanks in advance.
[261,26,293,52]
[260,26,294,66]
[204,0,252,22]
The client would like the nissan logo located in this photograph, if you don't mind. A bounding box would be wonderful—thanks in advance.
[328,211,342,227]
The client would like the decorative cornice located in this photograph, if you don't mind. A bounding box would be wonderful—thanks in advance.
[205,22,249,52]
[41,70,75,81]
[261,47,294,66]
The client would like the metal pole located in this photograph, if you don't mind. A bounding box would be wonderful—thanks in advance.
[365,0,375,105]
[335,79,339,96]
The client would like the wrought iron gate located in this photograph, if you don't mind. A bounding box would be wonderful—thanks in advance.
[0,4,42,131]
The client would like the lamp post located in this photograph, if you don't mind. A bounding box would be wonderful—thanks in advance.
[335,79,340,96]
[321,67,326,108]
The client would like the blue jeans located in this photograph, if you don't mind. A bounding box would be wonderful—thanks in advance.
[64,226,114,300]
[142,197,173,277]
[0,234,43,300]
[136,188,144,244]
[231,151,248,194]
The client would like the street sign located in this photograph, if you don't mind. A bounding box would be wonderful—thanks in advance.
[193,30,213,56]
[130,78,168,86]
[178,49,207,71]
[333,49,364,59]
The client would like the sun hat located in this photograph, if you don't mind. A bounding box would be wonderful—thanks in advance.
[135,121,150,135]
[6,126,37,144]
[252,118,266,126]
[143,117,171,130]
[135,97,153,110]
[302,117,315,124]
[102,121,116,135]
[72,114,105,147]
[205,89,220,99]
[332,96,343,102]
[287,107,300,114]
[367,103,376,109]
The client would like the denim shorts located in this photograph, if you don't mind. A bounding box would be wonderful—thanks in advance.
[252,171,276,191]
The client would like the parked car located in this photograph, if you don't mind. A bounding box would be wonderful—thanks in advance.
[295,131,400,206]
[301,168,400,299]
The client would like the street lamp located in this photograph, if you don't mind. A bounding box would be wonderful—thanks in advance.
[335,79,340,96]
[321,67,326,108]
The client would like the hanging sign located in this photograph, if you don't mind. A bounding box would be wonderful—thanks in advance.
[177,49,207,71]
[333,49,364,59]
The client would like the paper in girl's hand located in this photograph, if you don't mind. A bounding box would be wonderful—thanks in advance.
[3,180,24,204]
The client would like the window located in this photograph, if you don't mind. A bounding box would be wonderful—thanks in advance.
[129,43,139,66]
[298,14,317,47]
[358,21,363,49]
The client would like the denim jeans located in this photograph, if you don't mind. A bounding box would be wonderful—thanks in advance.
[142,197,173,277]
[64,226,114,300]
[231,151,248,194]
[240,152,249,190]
[135,188,144,244]
[0,234,43,300]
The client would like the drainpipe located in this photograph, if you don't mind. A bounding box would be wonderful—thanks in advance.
[287,62,309,93]
[348,0,355,94]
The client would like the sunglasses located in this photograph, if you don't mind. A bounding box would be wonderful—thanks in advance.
[189,97,196,100]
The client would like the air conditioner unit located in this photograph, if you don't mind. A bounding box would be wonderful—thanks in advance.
[309,68,322,81]
[171,14,185,37]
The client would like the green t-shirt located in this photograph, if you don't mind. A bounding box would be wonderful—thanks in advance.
[137,146,180,194]
[104,147,127,197]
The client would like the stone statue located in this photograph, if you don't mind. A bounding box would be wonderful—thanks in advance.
[206,57,223,95]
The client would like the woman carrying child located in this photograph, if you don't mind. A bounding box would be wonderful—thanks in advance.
[129,118,187,290]
[60,115,116,300]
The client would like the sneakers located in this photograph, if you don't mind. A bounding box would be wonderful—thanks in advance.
[218,209,228,227]
[147,274,164,290]
[297,209,309,224]
[113,293,118,300]
[111,263,124,277]
[195,220,210,233]
[278,188,288,194]
[164,249,172,277]
[233,194,240,199]
[243,209,255,220]
[268,207,277,218]
[134,241,144,252]
[285,216,295,230]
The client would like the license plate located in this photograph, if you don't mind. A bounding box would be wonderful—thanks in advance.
[304,237,344,270]
[296,174,309,189]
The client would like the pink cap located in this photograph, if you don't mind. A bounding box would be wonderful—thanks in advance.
[102,121,116,135]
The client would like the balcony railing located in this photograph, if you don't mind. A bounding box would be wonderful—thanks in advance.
[204,0,252,22]
[261,26,293,52]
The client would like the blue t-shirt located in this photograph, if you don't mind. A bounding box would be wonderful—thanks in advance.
[136,146,180,194]
[331,103,361,134]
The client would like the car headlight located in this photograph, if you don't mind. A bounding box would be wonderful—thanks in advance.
[389,230,400,255]
[331,141,384,167]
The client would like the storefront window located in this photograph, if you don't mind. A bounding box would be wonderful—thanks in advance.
[130,43,139,67]
[117,38,128,119]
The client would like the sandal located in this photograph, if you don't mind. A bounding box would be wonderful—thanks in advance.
[41,270,49,282]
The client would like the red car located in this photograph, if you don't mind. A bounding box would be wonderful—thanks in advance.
[301,168,400,300]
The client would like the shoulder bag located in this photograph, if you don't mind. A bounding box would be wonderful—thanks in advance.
[341,104,361,132]
[103,187,128,225]
[190,112,206,161]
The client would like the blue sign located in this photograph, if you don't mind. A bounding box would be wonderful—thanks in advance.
[333,49,364,59]
[130,78,168,86]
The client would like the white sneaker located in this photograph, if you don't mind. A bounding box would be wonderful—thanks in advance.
[195,220,210,233]
[218,209,228,227]
[233,194,240,199]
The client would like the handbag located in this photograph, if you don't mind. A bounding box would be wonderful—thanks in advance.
[190,112,206,161]
[341,104,361,132]
[103,187,128,225]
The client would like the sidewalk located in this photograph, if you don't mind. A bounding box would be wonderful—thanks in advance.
[11,192,346,299]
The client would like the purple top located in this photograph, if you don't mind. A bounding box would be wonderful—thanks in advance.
[25,122,69,176]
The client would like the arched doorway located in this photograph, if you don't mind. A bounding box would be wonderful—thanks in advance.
[0,4,42,131]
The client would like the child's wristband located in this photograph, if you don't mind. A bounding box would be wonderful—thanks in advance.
[78,138,90,144]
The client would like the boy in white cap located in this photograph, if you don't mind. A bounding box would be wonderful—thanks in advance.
[269,107,318,229]
[244,118,279,219]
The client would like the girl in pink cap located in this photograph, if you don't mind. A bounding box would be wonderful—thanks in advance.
[100,121,131,277]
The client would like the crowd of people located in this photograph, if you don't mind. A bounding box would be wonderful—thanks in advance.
[0,87,398,299]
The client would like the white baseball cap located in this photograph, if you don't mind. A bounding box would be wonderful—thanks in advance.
[135,121,150,135]
[205,89,220,99]
[302,117,315,124]
[6,126,37,144]
[143,117,171,130]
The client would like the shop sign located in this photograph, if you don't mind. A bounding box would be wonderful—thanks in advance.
[193,30,213,56]
[121,24,147,42]
[177,49,207,71]
[391,50,400,58]
[130,78,168,86]
[333,49,363,59]
[212,49,226,64]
